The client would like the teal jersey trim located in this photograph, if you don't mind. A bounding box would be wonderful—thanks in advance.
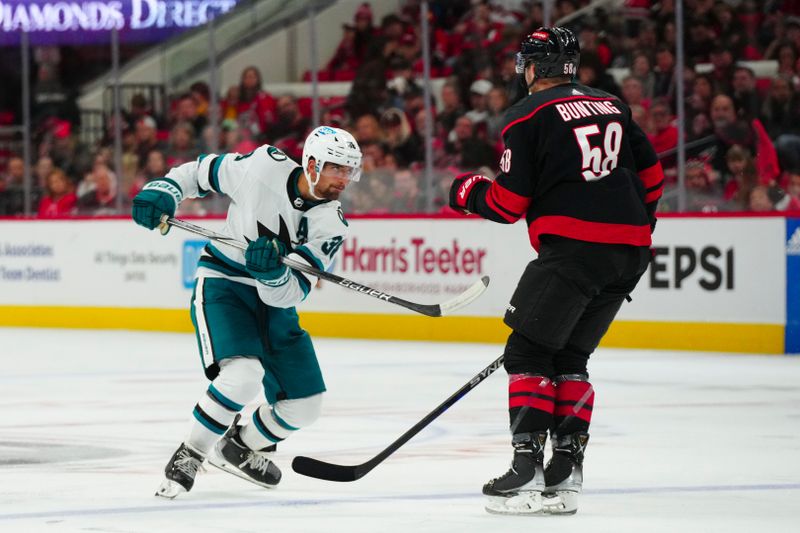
[196,156,210,196]
[197,258,246,278]
[207,244,248,272]
[211,154,225,194]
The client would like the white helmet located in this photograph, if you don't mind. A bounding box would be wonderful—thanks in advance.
[302,126,363,199]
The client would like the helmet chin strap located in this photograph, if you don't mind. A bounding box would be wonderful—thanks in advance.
[305,164,324,200]
[526,67,537,90]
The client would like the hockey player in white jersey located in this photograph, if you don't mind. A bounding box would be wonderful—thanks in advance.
[131,126,362,498]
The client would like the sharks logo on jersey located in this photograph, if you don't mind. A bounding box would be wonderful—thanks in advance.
[246,218,295,249]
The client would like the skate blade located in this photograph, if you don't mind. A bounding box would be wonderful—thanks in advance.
[207,457,279,490]
[485,491,546,516]
[155,479,186,499]
[542,491,579,515]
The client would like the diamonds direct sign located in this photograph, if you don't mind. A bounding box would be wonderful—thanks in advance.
[0,0,240,46]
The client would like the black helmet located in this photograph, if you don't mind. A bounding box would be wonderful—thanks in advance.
[515,27,580,79]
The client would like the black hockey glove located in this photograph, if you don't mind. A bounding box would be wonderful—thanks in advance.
[449,172,491,214]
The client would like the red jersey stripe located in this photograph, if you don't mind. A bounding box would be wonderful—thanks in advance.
[489,181,531,216]
[528,215,652,251]
[485,190,519,223]
[645,182,664,203]
[638,161,664,189]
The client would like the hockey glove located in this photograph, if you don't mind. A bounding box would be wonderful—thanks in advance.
[245,237,290,284]
[449,173,491,214]
[132,180,182,232]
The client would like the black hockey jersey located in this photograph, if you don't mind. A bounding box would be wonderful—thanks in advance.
[469,82,663,251]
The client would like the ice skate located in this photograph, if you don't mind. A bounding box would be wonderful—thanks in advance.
[542,431,589,515]
[208,416,282,489]
[483,431,547,515]
[155,442,206,499]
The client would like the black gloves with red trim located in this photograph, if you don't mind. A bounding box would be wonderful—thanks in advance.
[449,173,492,214]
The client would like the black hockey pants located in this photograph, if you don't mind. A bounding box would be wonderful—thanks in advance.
[503,235,651,377]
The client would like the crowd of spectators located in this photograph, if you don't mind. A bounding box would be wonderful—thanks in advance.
[2,0,800,218]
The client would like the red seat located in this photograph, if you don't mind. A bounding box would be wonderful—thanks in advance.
[755,78,773,97]
[333,69,356,81]
[297,97,313,119]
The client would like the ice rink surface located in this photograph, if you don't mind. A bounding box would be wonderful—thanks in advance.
[1,327,798,533]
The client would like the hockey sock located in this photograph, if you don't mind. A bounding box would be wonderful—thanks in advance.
[238,404,285,450]
[187,382,247,454]
[240,394,323,450]
[185,358,264,454]
[508,374,555,435]
[553,378,594,435]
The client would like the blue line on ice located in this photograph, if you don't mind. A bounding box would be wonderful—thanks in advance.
[1,483,799,521]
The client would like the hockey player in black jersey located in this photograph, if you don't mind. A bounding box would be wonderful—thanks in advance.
[449,27,664,515]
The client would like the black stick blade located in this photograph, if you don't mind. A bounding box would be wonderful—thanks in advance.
[291,456,365,482]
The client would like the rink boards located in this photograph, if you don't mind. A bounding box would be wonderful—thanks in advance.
[0,214,797,354]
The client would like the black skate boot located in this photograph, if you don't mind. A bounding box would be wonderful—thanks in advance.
[543,431,589,515]
[155,442,205,499]
[483,431,547,515]
[208,416,282,488]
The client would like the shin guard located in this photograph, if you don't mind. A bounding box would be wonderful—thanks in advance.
[553,375,594,435]
[508,374,555,435]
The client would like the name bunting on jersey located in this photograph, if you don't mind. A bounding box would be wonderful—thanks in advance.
[555,100,621,122]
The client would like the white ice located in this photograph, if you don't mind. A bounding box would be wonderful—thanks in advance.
[0,328,798,533]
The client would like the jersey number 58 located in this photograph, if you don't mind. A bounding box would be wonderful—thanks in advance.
[572,122,622,181]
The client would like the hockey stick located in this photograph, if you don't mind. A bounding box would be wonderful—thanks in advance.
[159,215,490,317]
[291,355,505,482]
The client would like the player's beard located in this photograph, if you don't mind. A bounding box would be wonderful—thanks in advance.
[316,183,345,201]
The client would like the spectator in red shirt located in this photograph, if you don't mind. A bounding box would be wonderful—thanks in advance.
[723,145,758,209]
[37,168,76,218]
[647,100,678,155]
[233,66,276,140]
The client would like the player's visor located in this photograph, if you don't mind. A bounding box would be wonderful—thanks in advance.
[515,52,531,74]
[322,162,362,182]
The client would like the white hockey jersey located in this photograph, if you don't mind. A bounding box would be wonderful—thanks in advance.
[163,144,348,308]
